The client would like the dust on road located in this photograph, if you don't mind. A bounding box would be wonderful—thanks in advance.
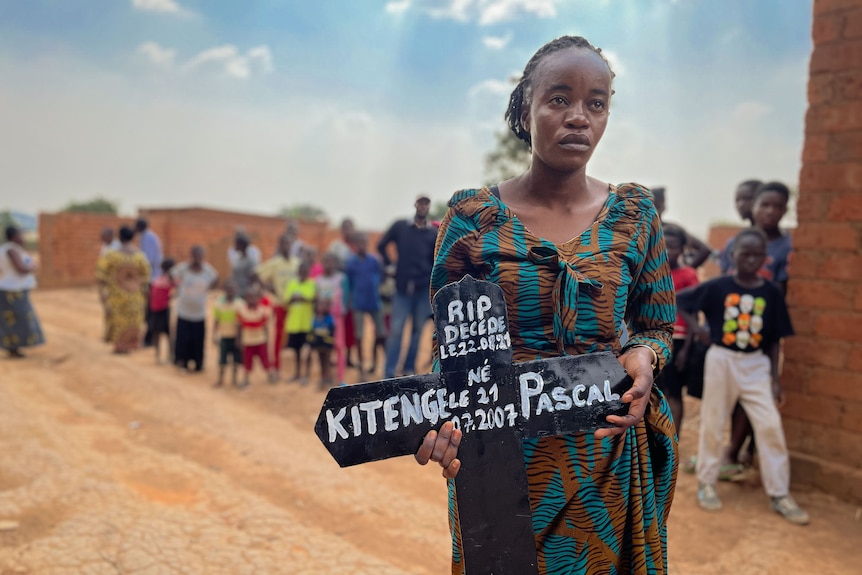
[1,288,860,574]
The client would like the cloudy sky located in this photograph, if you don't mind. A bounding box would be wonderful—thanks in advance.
[0,0,812,238]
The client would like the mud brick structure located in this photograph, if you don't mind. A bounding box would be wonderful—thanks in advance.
[782,0,862,504]
[38,207,380,289]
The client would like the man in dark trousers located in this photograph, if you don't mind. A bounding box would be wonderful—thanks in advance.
[377,194,438,379]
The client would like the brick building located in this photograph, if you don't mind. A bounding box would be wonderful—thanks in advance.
[37,207,379,289]
[781,0,862,504]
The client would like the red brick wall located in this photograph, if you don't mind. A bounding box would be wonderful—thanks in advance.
[138,207,330,281]
[38,207,384,289]
[37,212,134,289]
[703,225,744,279]
[783,0,862,503]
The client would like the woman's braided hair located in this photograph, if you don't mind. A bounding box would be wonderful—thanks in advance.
[505,36,615,146]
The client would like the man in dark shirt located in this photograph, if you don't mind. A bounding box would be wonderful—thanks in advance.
[377,194,438,378]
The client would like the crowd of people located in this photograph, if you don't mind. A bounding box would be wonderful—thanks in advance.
[657,180,807,526]
[89,205,438,391]
[0,33,812,575]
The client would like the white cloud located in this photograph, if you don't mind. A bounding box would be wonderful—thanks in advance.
[0,56,486,231]
[731,101,771,121]
[423,0,557,25]
[601,49,624,77]
[479,0,556,25]
[427,0,472,21]
[137,42,176,70]
[482,33,512,50]
[385,0,411,14]
[247,46,275,75]
[161,44,275,79]
[184,45,238,71]
[468,78,510,98]
[131,0,192,17]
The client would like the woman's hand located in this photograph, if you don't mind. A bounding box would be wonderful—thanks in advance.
[596,347,655,439]
[415,420,462,478]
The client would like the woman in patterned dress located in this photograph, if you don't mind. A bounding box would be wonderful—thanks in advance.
[416,36,678,574]
[0,226,45,357]
[96,225,151,354]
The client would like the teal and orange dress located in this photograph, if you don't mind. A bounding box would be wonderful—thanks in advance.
[431,183,678,575]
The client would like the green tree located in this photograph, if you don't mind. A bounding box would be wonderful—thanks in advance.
[279,204,328,222]
[63,197,118,214]
[0,210,18,229]
[483,127,531,186]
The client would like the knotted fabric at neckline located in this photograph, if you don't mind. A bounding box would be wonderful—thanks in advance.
[527,245,603,355]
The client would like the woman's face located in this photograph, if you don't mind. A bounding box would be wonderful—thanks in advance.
[522,47,611,174]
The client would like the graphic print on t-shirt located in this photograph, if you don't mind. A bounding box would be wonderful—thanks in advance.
[722,293,767,349]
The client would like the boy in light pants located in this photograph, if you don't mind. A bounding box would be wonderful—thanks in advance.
[677,228,808,525]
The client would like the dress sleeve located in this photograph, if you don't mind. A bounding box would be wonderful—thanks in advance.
[429,201,481,302]
[622,208,676,371]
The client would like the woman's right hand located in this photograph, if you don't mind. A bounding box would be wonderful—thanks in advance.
[415,420,462,479]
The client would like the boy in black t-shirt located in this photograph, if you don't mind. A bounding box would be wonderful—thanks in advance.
[678,228,808,525]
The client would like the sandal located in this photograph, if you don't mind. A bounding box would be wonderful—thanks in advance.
[719,463,746,481]
[682,456,745,481]
[683,455,697,474]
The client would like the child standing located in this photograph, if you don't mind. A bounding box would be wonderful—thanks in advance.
[316,252,349,385]
[255,233,298,377]
[172,245,219,372]
[719,181,793,471]
[678,228,808,525]
[308,297,336,388]
[720,181,792,293]
[212,280,241,388]
[283,260,316,384]
[657,225,698,433]
[237,285,276,387]
[149,258,175,364]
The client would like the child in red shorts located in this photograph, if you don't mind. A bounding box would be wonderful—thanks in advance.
[149,258,175,364]
[237,286,276,387]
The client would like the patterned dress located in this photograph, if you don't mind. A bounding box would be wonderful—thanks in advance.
[96,249,151,352]
[0,242,45,352]
[431,184,678,575]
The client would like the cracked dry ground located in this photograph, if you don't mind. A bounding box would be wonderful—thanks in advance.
[2,289,861,575]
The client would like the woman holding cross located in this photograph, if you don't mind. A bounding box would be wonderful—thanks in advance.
[418,36,677,574]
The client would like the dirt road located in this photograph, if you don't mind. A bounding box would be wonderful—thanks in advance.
[1,288,860,574]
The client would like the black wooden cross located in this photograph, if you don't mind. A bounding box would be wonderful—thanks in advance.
[314,275,631,574]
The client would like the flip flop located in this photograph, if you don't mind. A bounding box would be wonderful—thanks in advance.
[718,463,746,481]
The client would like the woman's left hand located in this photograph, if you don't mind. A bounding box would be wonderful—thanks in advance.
[595,347,655,439]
